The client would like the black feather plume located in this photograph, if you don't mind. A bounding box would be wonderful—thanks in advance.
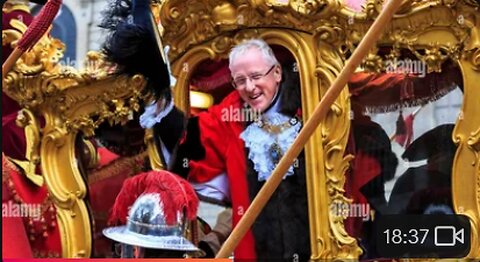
[100,0,171,102]
[99,0,132,30]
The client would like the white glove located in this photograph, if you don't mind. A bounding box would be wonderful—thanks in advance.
[164,45,177,87]
[139,98,174,128]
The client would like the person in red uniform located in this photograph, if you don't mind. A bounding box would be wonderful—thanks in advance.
[142,39,309,261]
[2,0,63,258]
[2,153,33,258]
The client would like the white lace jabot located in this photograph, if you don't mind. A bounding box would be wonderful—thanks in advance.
[240,111,301,181]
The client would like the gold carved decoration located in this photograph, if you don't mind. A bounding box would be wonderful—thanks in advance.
[82,139,99,169]
[454,51,480,259]
[159,0,346,62]
[314,37,361,259]
[10,109,44,187]
[361,49,383,73]
[4,19,66,75]
[453,1,480,258]
[3,22,146,256]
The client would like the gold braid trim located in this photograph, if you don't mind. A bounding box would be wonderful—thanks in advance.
[87,151,148,185]
[2,154,21,184]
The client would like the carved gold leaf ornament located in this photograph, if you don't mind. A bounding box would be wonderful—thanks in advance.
[212,2,238,28]
[472,48,480,71]
[362,51,383,73]
[10,109,44,187]
[289,0,328,16]
[467,128,480,154]
[315,40,361,258]
[3,13,147,256]
[39,73,145,257]
[2,27,23,47]
[468,129,480,237]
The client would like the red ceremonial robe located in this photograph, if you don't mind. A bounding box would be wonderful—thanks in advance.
[2,154,62,258]
[184,91,256,259]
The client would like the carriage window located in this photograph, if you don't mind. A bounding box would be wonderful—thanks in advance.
[345,58,463,259]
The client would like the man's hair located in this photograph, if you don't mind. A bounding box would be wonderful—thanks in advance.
[228,39,280,71]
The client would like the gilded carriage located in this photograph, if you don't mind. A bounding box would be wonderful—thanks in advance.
[2,0,480,260]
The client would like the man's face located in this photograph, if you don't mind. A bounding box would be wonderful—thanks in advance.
[230,48,281,112]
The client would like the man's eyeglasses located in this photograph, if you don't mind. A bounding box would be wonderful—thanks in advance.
[231,65,276,89]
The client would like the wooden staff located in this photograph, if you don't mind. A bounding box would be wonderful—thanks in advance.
[216,0,405,258]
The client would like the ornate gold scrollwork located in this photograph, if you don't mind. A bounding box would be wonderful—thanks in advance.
[453,8,480,258]
[314,19,345,45]
[468,128,480,154]
[62,75,143,136]
[411,45,449,73]
[159,0,349,62]
[40,72,146,257]
[473,49,480,71]
[314,39,361,259]
[4,19,66,75]
[3,22,147,256]
[289,0,328,16]
[453,40,480,257]
[362,51,384,73]
[10,109,44,187]
[309,28,361,260]
[363,0,380,19]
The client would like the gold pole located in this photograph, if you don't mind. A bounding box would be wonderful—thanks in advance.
[216,0,405,258]
[2,48,23,78]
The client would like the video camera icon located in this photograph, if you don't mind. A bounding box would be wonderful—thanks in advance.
[434,226,464,247]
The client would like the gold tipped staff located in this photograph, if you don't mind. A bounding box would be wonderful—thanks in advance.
[216,0,405,258]
[390,106,423,141]
[2,0,62,78]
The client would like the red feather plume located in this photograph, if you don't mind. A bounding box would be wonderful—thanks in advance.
[107,173,148,225]
[17,0,62,51]
[108,170,199,226]
[143,171,199,224]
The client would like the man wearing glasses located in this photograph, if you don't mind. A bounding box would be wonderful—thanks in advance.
[229,48,280,112]
[141,39,310,261]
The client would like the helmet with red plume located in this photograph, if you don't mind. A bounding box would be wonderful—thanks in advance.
[103,170,200,256]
